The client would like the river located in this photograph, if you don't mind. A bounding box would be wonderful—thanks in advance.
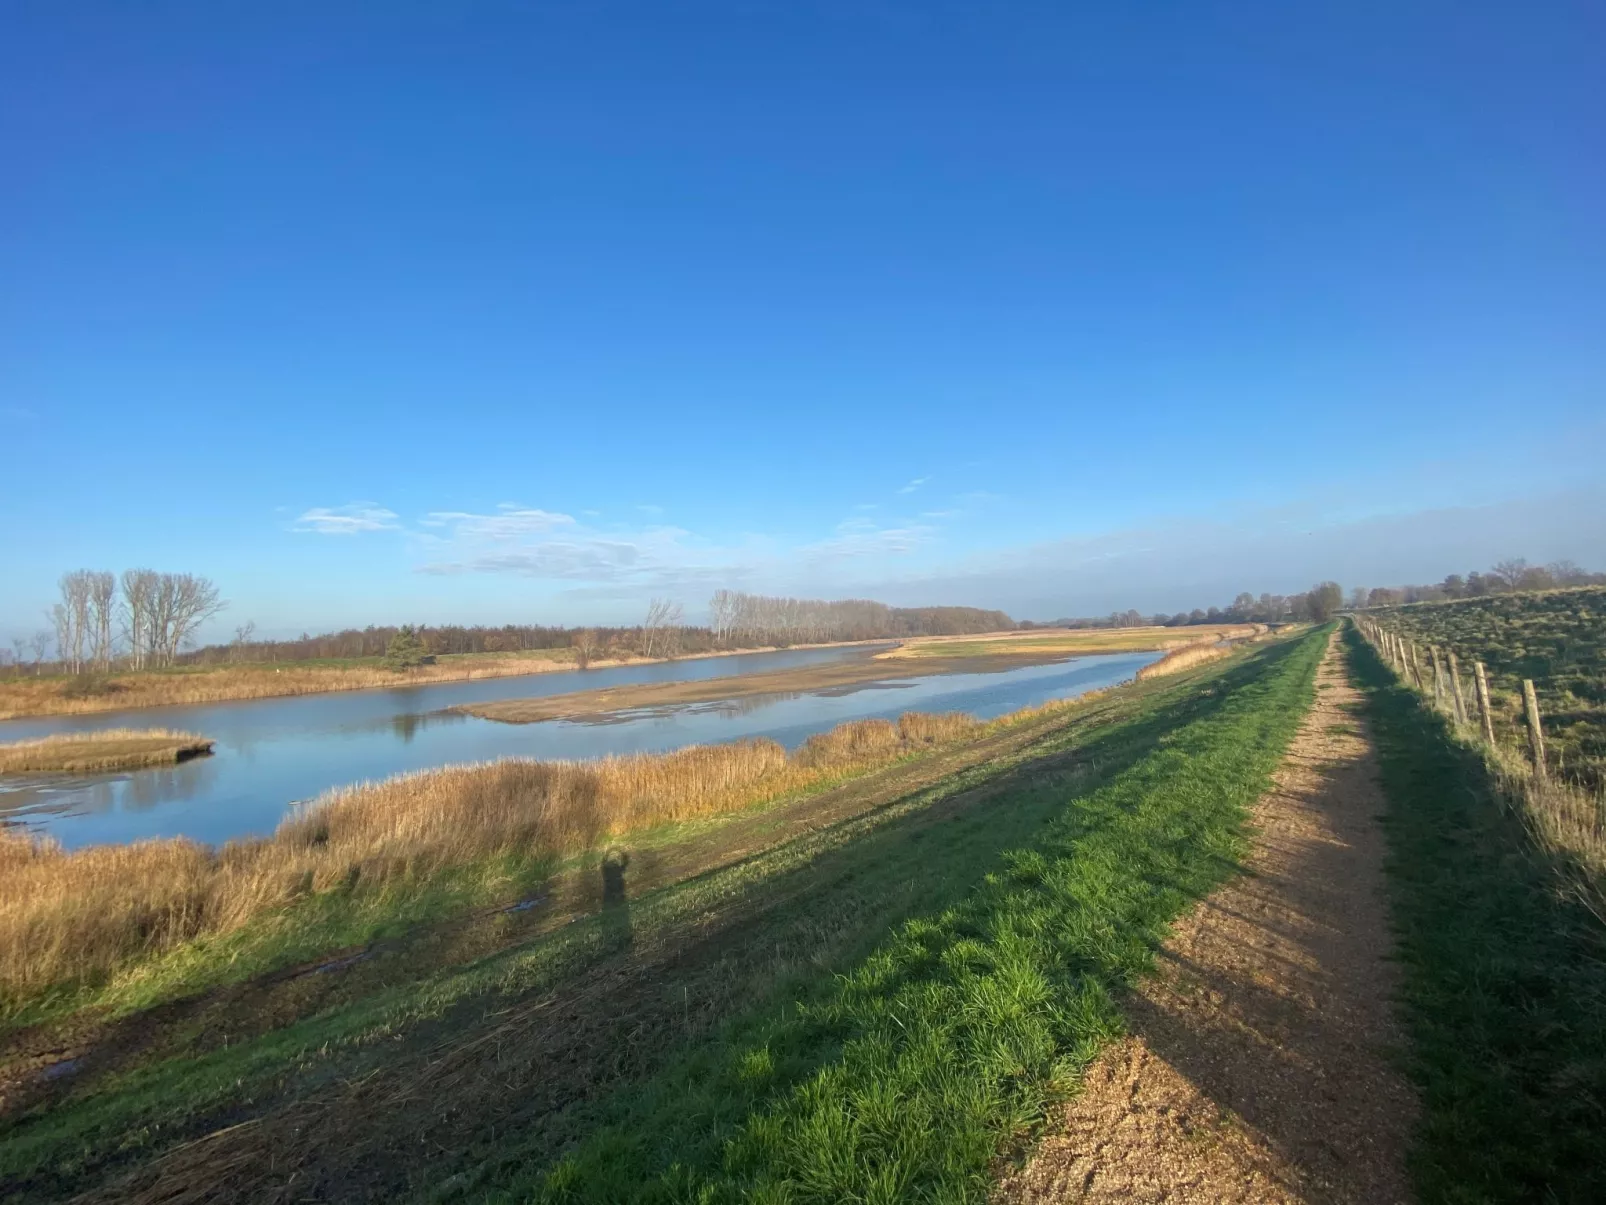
[0,645,1159,849]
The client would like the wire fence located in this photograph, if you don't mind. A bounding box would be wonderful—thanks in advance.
[1352,614,1606,889]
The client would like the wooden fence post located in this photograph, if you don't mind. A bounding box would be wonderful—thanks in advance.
[1448,652,1469,726]
[1473,661,1495,746]
[1431,647,1444,705]
[1409,642,1423,690]
[1522,679,1547,782]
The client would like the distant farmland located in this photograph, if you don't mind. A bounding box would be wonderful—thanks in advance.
[1370,586,1606,787]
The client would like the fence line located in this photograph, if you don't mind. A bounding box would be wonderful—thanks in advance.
[1350,614,1604,885]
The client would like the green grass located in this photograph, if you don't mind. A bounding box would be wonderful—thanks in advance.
[1,634,1323,1201]
[1373,586,1606,786]
[443,629,1327,1202]
[1344,625,1606,1203]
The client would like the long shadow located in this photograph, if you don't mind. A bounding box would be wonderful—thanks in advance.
[1055,630,1421,1201]
[1343,629,1606,1202]
[9,640,1310,1204]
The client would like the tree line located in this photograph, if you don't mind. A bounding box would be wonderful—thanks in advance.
[707,591,1012,646]
[1041,582,1346,630]
[1349,559,1603,609]
[5,570,226,676]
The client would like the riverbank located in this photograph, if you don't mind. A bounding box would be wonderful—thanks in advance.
[0,730,214,774]
[0,631,1316,1202]
[0,639,892,722]
[458,631,1200,724]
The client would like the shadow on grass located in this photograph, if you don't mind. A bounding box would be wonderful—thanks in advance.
[1346,627,1606,1203]
[7,640,1312,1204]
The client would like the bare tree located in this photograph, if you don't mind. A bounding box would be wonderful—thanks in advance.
[708,589,737,646]
[640,598,684,659]
[52,571,95,674]
[572,628,598,670]
[8,638,23,675]
[230,620,257,662]
[28,631,50,675]
[86,571,117,671]
[121,569,159,670]
[156,573,227,666]
[1490,558,1529,590]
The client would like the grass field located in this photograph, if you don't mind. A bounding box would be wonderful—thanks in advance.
[0,629,1321,1202]
[0,730,213,774]
[1369,586,1606,787]
[1345,627,1606,1201]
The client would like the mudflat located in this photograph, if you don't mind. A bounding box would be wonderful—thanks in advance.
[456,647,1122,724]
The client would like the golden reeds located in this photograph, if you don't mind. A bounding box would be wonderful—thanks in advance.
[1136,642,1233,680]
[0,711,982,1003]
[0,729,214,773]
[0,655,601,721]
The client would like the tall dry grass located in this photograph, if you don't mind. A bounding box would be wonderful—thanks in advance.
[0,729,213,773]
[0,711,983,1006]
[1136,641,1233,680]
[0,653,599,721]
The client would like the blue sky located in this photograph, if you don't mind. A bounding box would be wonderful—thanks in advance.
[3,2,1603,640]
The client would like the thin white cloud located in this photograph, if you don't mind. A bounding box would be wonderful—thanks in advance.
[921,509,960,519]
[897,476,931,494]
[293,503,401,535]
[420,504,575,540]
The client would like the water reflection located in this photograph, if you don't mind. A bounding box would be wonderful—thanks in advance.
[0,648,1159,850]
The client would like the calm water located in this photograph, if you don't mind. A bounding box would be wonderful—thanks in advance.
[0,646,1158,849]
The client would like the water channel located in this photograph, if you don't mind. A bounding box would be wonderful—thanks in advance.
[0,645,1159,849]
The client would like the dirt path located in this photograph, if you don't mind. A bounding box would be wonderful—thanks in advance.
[997,630,1416,1203]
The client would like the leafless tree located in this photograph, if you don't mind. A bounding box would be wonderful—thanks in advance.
[640,598,684,659]
[121,569,159,670]
[1490,558,1529,590]
[708,589,737,646]
[28,631,50,675]
[8,638,23,675]
[51,571,95,674]
[230,620,257,662]
[573,628,598,669]
[86,571,117,671]
[154,573,227,666]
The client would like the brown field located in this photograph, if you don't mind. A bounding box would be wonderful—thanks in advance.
[0,641,888,722]
[0,729,214,774]
[0,710,983,1003]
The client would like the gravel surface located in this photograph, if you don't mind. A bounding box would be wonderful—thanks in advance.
[997,631,1417,1203]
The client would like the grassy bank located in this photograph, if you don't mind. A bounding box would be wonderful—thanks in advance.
[0,633,1318,1202]
[463,627,1324,1202]
[0,730,212,774]
[0,713,978,1017]
[1344,626,1606,1201]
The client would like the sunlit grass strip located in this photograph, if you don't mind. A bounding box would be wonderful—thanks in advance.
[498,630,1325,1202]
[1344,626,1606,1201]
[0,730,213,774]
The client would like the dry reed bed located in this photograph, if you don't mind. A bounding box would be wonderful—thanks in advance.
[0,654,603,721]
[0,711,979,1005]
[1135,641,1233,680]
[0,729,214,774]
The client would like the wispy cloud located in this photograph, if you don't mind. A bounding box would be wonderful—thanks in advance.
[419,504,575,540]
[293,503,401,535]
[896,476,930,494]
